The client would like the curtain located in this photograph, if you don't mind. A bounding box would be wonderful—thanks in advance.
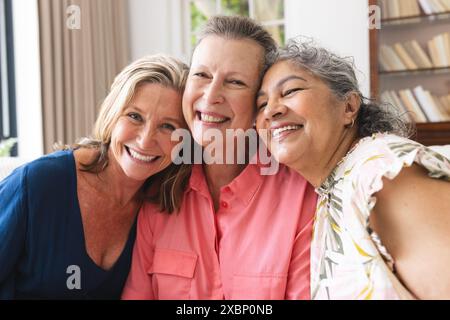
[38,0,129,153]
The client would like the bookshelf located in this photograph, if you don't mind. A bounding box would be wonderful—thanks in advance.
[369,0,450,145]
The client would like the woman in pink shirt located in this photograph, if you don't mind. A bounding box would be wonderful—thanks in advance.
[122,16,317,300]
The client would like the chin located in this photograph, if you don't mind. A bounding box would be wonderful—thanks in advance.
[122,168,153,182]
[192,124,215,147]
[269,147,292,167]
[120,157,162,182]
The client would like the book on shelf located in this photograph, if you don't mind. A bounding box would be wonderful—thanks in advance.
[380,90,411,121]
[389,91,408,115]
[431,0,450,12]
[403,41,434,68]
[398,89,429,122]
[387,0,400,18]
[428,33,450,67]
[382,88,450,122]
[413,86,445,121]
[379,34,450,71]
[380,0,422,18]
[432,94,450,117]
[393,43,419,69]
[380,0,450,19]
[440,95,450,112]
[418,0,434,14]
[417,0,450,14]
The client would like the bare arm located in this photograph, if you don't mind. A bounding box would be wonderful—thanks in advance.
[370,163,450,299]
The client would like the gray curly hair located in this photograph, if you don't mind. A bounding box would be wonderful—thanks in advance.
[272,38,413,138]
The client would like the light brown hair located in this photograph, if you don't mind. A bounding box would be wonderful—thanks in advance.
[69,54,191,213]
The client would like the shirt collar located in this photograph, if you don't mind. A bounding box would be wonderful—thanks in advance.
[188,152,267,205]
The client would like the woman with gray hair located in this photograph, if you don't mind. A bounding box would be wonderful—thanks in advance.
[123,16,317,300]
[256,39,450,299]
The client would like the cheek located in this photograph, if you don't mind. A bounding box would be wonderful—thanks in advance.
[111,121,133,141]
[231,96,256,123]
[110,121,138,154]
[255,113,266,130]
[182,82,199,108]
[110,123,124,150]
[158,135,178,157]
[182,94,195,127]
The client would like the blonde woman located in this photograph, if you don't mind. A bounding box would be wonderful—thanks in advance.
[0,55,190,299]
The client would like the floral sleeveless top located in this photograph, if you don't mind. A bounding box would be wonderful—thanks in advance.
[311,133,450,299]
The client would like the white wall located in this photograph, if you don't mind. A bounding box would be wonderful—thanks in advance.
[285,0,371,96]
[128,0,188,63]
[128,0,371,95]
[12,0,43,159]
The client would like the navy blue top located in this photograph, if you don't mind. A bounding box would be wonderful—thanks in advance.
[0,150,136,299]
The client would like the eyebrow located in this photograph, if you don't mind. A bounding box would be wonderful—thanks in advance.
[126,105,145,113]
[277,75,308,87]
[257,75,308,98]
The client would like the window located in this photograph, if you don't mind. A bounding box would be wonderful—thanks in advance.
[188,0,285,52]
[0,0,17,155]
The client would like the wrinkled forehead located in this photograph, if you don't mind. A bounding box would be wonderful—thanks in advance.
[191,35,265,72]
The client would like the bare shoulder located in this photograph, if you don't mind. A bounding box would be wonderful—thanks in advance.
[370,163,450,299]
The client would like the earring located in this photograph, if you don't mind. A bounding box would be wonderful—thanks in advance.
[346,118,355,128]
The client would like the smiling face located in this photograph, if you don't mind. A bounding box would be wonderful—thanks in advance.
[109,82,184,182]
[182,35,264,147]
[255,60,349,172]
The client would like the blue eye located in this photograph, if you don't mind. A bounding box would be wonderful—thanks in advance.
[127,112,143,121]
[161,123,176,131]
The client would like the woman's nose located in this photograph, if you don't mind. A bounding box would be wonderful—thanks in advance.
[137,123,157,149]
[204,80,225,105]
[264,100,287,120]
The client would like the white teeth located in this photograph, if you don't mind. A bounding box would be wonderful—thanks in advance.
[200,113,227,123]
[128,148,158,163]
[272,125,303,138]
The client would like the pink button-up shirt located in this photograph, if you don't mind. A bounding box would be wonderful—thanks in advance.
[122,162,317,300]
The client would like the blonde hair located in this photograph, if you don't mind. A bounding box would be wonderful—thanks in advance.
[94,54,188,144]
[72,54,191,213]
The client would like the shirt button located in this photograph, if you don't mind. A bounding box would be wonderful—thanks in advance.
[221,201,228,209]
[224,186,232,193]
